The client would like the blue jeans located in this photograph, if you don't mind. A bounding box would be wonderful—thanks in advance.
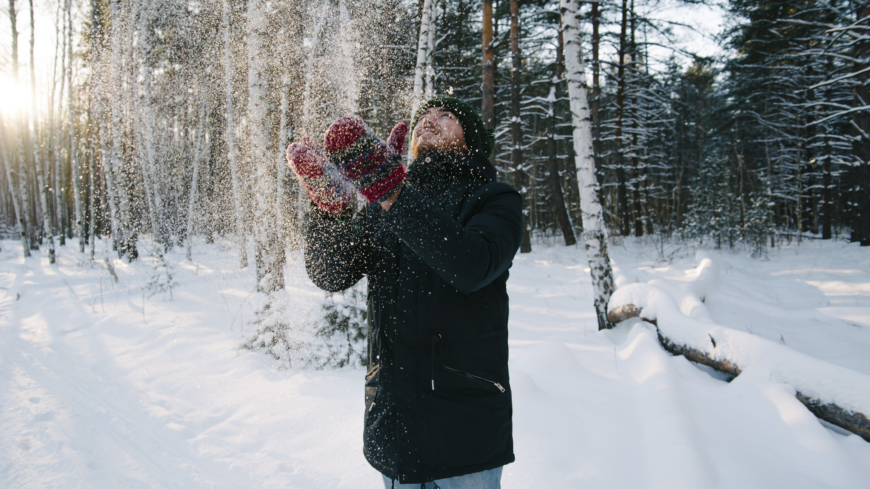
[382,467,502,489]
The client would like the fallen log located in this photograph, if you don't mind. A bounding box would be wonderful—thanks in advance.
[607,303,870,442]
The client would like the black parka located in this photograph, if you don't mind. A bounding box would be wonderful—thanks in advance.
[305,149,523,484]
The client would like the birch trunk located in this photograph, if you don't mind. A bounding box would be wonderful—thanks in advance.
[276,78,289,250]
[411,0,435,117]
[90,0,121,253]
[0,114,28,256]
[301,0,330,135]
[110,0,136,259]
[54,5,67,246]
[137,0,169,249]
[423,0,438,101]
[185,99,207,261]
[248,0,284,291]
[8,0,32,256]
[615,0,629,236]
[222,0,248,268]
[65,0,84,252]
[48,0,62,243]
[17,124,36,252]
[561,0,615,330]
[96,107,119,250]
[88,114,97,260]
[30,0,56,263]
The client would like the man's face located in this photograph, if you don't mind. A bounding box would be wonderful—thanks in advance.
[410,107,467,158]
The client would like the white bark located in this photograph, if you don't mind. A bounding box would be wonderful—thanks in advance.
[48,0,62,244]
[247,0,283,291]
[186,99,207,261]
[30,0,55,262]
[17,124,35,255]
[337,0,358,113]
[96,104,120,250]
[88,127,96,260]
[276,78,289,249]
[136,0,167,249]
[66,0,83,252]
[301,0,331,135]
[0,113,28,256]
[222,0,248,269]
[109,0,135,258]
[53,4,67,246]
[8,0,32,256]
[423,0,438,101]
[561,0,615,330]
[411,0,435,118]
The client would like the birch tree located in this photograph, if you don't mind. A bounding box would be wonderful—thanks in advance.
[185,98,207,261]
[247,0,283,291]
[29,0,55,262]
[223,0,248,268]
[561,0,615,330]
[411,0,436,117]
[64,0,84,252]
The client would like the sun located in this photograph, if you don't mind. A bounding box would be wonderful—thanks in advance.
[0,75,31,121]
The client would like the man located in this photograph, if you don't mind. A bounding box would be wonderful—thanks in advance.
[287,98,522,488]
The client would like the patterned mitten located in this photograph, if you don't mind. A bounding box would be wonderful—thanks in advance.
[286,135,352,213]
[323,117,408,203]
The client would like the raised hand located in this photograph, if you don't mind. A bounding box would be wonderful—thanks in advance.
[323,117,407,204]
[286,135,352,213]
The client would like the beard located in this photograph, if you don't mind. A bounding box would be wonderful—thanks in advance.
[410,132,467,158]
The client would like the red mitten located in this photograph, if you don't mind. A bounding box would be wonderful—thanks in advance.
[323,117,407,203]
[286,136,352,213]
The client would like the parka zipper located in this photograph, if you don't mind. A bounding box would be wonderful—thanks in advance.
[431,334,441,391]
[442,365,506,393]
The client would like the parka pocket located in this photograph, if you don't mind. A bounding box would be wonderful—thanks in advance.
[429,331,509,399]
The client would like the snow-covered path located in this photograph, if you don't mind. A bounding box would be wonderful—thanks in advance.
[1,238,868,488]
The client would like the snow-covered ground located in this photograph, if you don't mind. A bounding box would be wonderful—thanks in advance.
[1,237,869,488]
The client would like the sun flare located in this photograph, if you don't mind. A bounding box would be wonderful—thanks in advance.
[0,75,31,120]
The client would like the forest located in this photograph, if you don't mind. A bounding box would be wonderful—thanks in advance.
[1,0,869,282]
[2,1,870,484]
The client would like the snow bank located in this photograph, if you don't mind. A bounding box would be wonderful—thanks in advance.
[608,255,870,422]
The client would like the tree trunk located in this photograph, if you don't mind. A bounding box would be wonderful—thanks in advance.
[424,0,438,101]
[852,3,870,245]
[276,78,290,250]
[591,1,602,180]
[223,0,248,268]
[30,0,55,262]
[607,307,870,443]
[0,114,28,257]
[510,0,531,253]
[89,111,97,260]
[615,0,630,236]
[53,5,67,247]
[561,0,616,330]
[549,23,576,246]
[482,0,495,131]
[629,0,642,237]
[186,99,207,261]
[65,0,84,252]
[8,0,32,257]
[247,0,284,292]
[137,0,169,250]
[109,0,137,260]
[412,0,436,117]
